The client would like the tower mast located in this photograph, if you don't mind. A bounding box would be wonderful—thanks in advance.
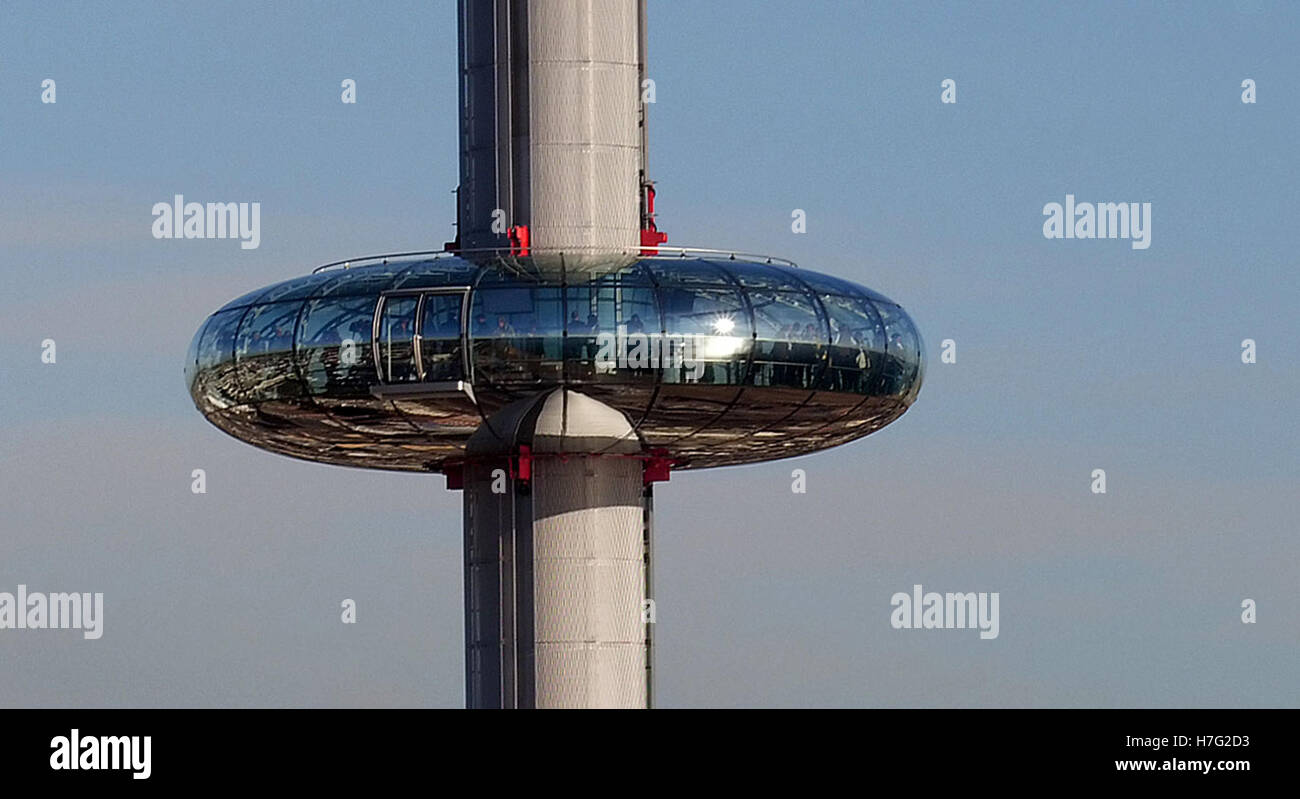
[456,0,655,708]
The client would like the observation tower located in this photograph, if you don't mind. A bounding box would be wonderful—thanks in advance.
[186,0,923,708]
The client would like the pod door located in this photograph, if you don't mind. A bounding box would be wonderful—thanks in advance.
[375,293,420,384]
[416,289,469,383]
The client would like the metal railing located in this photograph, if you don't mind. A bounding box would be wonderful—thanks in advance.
[312,246,799,274]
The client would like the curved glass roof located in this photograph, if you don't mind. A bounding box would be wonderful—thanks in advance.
[190,253,923,472]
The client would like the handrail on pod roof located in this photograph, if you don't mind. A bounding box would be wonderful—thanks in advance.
[311,246,801,274]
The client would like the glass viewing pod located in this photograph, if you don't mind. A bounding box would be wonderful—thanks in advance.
[187,250,924,472]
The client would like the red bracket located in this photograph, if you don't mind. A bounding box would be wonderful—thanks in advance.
[640,184,667,255]
[643,450,673,485]
[640,226,667,255]
[508,224,530,256]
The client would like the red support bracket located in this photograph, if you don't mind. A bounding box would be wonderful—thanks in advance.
[643,450,673,485]
[508,224,530,256]
[640,183,667,255]
[640,226,667,255]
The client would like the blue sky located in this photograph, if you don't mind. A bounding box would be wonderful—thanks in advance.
[1,0,1296,706]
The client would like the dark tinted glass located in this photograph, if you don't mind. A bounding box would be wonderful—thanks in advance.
[377,295,420,383]
[236,302,305,400]
[257,272,332,304]
[318,264,408,298]
[659,285,751,385]
[874,301,920,396]
[470,286,565,385]
[818,293,883,394]
[644,258,733,286]
[297,295,376,396]
[184,318,206,391]
[748,289,824,390]
[216,285,271,312]
[560,280,660,384]
[726,261,806,291]
[419,291,466,382]
[392,258,478,290]
[771,265,894,302]
[194,308,244,404]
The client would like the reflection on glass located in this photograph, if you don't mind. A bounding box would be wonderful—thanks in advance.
[195,308,244,404]
[561,281,659,383]
[748,290,824,389]
[726,262,806,291]
[818,293,883,394]
[418,291,465,382]
[184,319,205,391]
[644,259,731,286]
[378,295,419,383]
[297,296,375,395]
[393,259,478,291]
[774,266,884,302]
[319,264,408,298]
[470,286,564,384]
[659,286,751,385]
[256,272,331,304]
[190,256,925,475]
[235,302,304,401]
[216,285,270,313]
[875,301,919,396]
[194,257,921,434]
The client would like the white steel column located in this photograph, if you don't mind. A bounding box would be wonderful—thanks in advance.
[458,0,643,260]
[463,390,648,708]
